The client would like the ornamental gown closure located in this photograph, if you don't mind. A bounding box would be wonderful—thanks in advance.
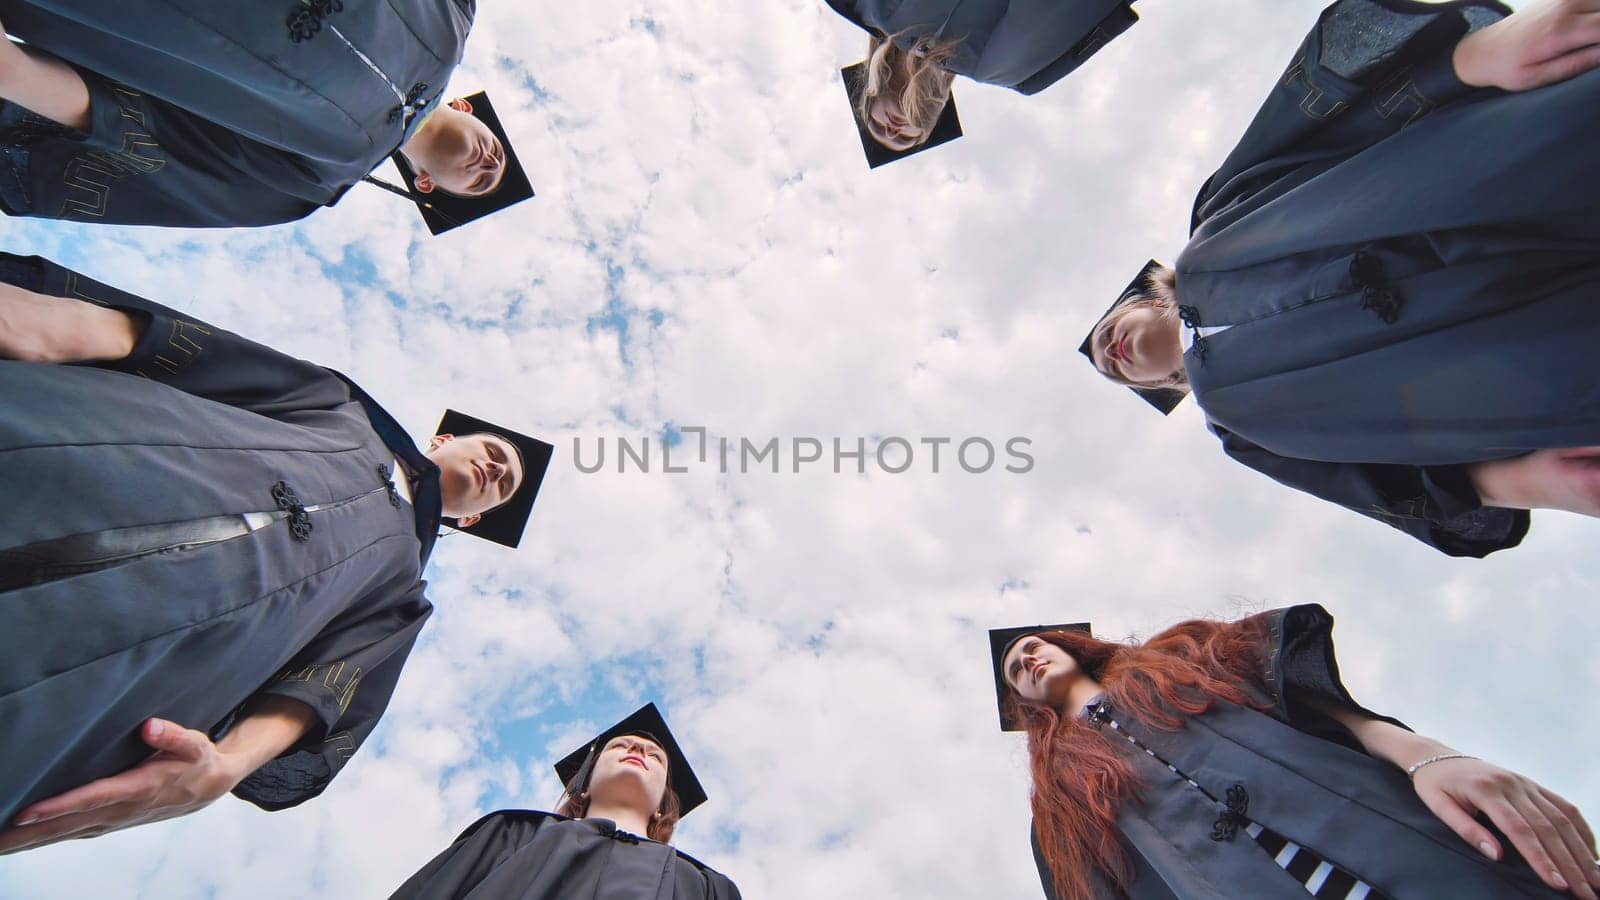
[1169,0,1600,557]
[1030,605,1565,900]
[389,813,743,900]
[0,254,440,822]
[0,0,473,226]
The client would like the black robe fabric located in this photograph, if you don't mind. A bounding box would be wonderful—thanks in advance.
[824,0,1138,94]
[0,253,440,823]
[1030,605,1563,900]
[1171,0,1600,557]
[0,0,473,226]
[389,812,743,900]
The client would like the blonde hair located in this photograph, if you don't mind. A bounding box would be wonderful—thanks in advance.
[1090,265,1189,392]
[858,32,957,150]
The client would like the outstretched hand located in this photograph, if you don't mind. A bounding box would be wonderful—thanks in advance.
[1454,0,1600,91]
[1468,447,1600,516]
[1414,756,1600,898]
[0,718,246,855]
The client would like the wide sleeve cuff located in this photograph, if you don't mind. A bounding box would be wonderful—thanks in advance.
[1261,604,1410,750]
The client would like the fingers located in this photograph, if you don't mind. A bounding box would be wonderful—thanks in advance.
[8,766,160,827]
[140,718,211,763]
[1417,783,1502,860]
[0,802,142,855]
[1542,787,1600,858]
[1528,42,1600,89]
[1488,792,1593,898]
[1533,791,1600,893]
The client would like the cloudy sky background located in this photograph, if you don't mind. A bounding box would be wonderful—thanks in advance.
[5,0,1598,896]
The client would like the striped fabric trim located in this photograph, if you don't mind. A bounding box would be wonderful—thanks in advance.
[1105,720,1387,900]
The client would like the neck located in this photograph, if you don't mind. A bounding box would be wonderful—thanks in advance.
[1065,676,1106,717]
[397,111,443,164]
[583,800,653,839]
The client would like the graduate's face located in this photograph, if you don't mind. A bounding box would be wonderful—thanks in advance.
[588,735,670,814]
[1003,635,1080,706]
[1089,302,1184,386]
[411,100,507,198]
[426,432,524,525]
[866,94,924,152]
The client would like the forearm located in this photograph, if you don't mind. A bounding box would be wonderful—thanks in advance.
[1310,698,1455,772]
[0,40,90,132]
[0,281,142,363]
[214,695,320,783]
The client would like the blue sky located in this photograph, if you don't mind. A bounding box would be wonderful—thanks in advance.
[5,0,1599,898]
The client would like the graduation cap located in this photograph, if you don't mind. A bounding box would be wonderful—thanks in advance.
[1078,259,1188,415]
[365,91,535,235]
[989,622,1092,731]
[841,62,962,168]
[434,409,554,548]
[554,702,709,817]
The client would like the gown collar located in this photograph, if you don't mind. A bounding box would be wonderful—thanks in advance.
[327,370,441,566]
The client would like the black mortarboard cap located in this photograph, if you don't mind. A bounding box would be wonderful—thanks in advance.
[989,622,1092,731]
[433,409,554,548]
[1078,259,1187,415]
[841,62,962,169]
[375,91,535,235]
[554,702,709,817]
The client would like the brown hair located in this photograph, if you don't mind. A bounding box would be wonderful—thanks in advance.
[1005,617,1272,900]
[858,32,957,150]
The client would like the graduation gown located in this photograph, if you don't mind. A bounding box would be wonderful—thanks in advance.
[389,812,743,900]
[0,0,473,226]
[1030,605,1563,900]
[824,0,1138,94]
[0,253,439,823]
[1171,0,1600,557]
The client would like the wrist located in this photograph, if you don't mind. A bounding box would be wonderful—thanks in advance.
[81,304,140,361]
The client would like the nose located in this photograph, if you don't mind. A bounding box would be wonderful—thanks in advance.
[485,459,504,482]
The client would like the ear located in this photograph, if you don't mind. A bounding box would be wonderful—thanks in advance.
[414,170,436,194]
[449,96,474,115]
[428,433,454,451]
[457,513,481,527]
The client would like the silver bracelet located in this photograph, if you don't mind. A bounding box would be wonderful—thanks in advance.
[1407,753,1475,779]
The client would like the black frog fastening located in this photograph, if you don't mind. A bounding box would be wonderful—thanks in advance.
[1210,782,1251,842]
[1176,304,1211,363]
[1350,249,1403,324]
[286,0,344,43]
[377,464,402,508]
[271,481,314,542]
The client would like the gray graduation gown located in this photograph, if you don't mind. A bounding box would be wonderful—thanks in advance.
[1030,605,1563,900]
[1173,0,1599,556]
[824,0,1138,94]
[0,253,438,823]
[389,812,744,900]
[0,0,473,226]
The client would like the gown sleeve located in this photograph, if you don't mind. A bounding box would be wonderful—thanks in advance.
[1214,424,1529,558]
[1240,604,1409,753]
[0,66,326,227]
[231,577,432,811]
[5,252,356,418]
[1192,0,1509,230]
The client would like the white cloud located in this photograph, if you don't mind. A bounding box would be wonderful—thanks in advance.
[6,0,1594,898]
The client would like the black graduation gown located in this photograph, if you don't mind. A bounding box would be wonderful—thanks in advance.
[824,0,1138,94]
[0,0,472,226]
[1171,0,1600,557]
[0,253,441,823]
[1029,605,1563,900]
[389,812,743,900]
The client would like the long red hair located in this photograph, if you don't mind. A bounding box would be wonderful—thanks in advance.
[1004,616,1272,900]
